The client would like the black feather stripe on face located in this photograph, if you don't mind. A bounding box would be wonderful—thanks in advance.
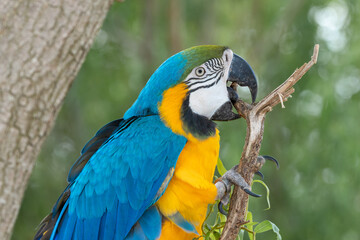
[184,57,225,93]
[180,95,216,139]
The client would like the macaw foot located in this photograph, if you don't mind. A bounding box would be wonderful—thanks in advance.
[215,166,259,215]
[215,155,279,215]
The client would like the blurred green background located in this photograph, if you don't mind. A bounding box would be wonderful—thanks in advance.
[13,0,360,239]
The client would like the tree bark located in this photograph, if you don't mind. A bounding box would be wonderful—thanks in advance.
[0,0,113,239]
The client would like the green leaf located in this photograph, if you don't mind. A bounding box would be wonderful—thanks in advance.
[246,211,255,240]
[212,231,221,239]
[245,221,259,227]
[205,224,211,231]
[203,203,215,233]
[237,229,244,240]
[254,220,272,233]
[246,211,257,229]
[253,180,271,210]
[246,211,253,222]
[219,211,227,223]
[217,158,227,176]
[254,220,282,240]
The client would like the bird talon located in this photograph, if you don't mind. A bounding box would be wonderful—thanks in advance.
[244,188,261,198]
[218,202,228,215]
[255,171,264,179]
[258,155,280,169]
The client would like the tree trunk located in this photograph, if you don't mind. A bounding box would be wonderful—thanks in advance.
[0,0,113,239]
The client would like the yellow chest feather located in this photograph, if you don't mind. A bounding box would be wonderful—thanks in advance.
[157,83,220,235]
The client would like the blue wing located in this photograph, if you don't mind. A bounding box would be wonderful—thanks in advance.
[35,115,186,240]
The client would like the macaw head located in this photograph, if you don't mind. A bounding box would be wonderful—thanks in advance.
[124,45,257,139]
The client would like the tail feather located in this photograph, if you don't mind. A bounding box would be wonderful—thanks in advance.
[34,188,70,240]
[54,207,76,240]
[34,214,55,240]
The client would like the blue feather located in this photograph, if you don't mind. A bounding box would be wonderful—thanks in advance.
[124,53,187,118]
[101,207,117,240]
[125,223,147,240]
[138,206,162,239]
[115,202,130,239]
[83,217,101,240]
[98,212,106,240]
[56,212,76,239]
[105,187,117,210]
[114,185,128,204]
[50,201,69,240]
[167,212,198,234]
[74,219,84,240]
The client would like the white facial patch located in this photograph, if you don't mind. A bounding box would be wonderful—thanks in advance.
[185,49,234,119]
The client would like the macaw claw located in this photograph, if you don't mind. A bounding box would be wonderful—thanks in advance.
[254,155,279,180]
[255,171,264,179]
[218,202,228,215]
[258,155,280,169]
[244,188,261,198]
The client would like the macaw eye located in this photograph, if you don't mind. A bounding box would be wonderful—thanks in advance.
[195,67,205,77]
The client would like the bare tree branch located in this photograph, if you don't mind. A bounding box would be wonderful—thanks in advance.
[220,44,319,240]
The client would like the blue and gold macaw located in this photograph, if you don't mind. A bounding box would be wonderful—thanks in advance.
[35,45,259,240]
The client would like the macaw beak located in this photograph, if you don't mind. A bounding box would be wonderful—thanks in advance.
[227,53,258,103]
[211,54,257,121]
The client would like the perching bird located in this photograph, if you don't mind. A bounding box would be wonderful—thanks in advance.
[34,45,259,240]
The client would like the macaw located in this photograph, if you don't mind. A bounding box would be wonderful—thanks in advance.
[34,45,259,240]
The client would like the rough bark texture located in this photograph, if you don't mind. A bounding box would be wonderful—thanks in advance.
[220,44,319,240]
[0,0,114,239]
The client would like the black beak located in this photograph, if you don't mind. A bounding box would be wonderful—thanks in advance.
[211,53,257,122]
[227,53,258,103]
